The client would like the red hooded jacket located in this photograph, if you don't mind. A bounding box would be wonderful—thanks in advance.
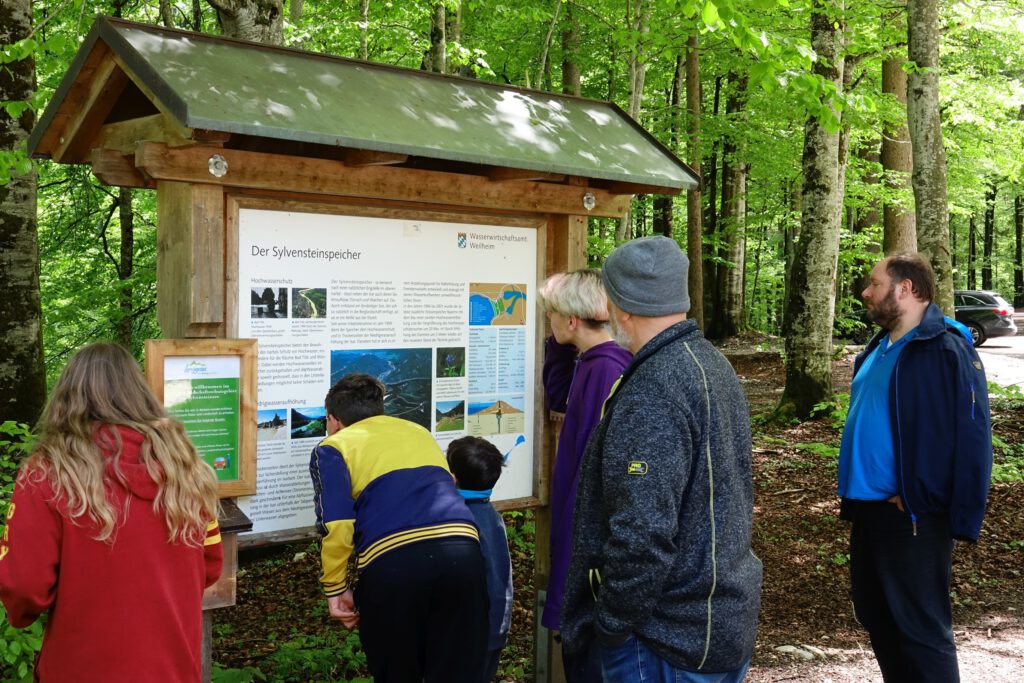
[0,426,222,682]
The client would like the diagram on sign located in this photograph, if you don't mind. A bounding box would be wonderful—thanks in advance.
[468,283,527,326]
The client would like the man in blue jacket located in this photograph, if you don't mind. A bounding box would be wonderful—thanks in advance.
[839,252,992,682]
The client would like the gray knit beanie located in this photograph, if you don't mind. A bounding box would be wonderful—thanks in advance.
[601,236,690,316]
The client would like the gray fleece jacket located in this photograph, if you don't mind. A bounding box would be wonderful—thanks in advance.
[561,320,762,672]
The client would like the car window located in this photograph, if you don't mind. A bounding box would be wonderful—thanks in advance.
[954,294,965,306]
[960,294,985,306]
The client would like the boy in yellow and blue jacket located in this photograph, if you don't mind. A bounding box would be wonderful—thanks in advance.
[310,373,488,683]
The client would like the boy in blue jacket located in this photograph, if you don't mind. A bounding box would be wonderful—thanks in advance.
[447,436,514,683]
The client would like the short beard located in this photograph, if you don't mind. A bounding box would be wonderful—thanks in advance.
[609,315,633,350]
[866,288,900,330]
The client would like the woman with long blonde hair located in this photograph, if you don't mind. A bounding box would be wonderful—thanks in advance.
[0,342,222,682]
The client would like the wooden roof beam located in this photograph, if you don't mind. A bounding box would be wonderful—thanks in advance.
[134,142,630,218]
[488,167,567,183]
[91,148,155,189]
[342,148,408,167]
[601,180,682,196]
[97,113,194,154]
[52,57,130,164]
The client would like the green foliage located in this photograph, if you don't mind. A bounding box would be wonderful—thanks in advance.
[261,630,367,682]
[0,423,40,682]
[809,393,849,429]
[212,664,267,683]
[793,441,840,461]
[502,509,535,554]
[0,617,43,683]
[988,382,1024,411]
[991,434,1024,483]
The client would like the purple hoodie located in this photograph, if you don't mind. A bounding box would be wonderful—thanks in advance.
[541,336,631,630]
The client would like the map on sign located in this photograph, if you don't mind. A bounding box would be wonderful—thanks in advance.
[468,283,528,326]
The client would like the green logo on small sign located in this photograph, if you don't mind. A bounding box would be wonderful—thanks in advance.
[627,461,648,476]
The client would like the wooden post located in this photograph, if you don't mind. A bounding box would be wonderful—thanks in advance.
[156,179,250,682]
[535,212,587,683]
[200,501,252,682]
[156,181,226,338]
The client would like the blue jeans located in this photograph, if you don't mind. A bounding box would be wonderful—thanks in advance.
[598,636,751,683]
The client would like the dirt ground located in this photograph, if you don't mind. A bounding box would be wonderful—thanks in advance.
[215,339,1024,681]
[729,341,1024,682]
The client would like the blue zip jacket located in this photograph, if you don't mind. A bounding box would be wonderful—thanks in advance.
[841,303,992,541]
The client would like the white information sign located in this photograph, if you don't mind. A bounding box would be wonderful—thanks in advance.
[236,208,538,535]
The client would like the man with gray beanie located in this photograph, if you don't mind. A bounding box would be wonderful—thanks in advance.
[561,236,763,683]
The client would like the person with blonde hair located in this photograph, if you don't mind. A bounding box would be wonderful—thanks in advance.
[538,268,631,682]
[0,342,222,682]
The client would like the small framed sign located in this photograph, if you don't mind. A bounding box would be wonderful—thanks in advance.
[145,338,258,497]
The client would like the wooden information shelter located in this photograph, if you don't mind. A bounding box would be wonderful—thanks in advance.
[29,17,699,682]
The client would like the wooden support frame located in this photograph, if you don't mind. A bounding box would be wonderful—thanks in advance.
[157,181,226,337]
[135,142,632,218]
[145,337,258,497]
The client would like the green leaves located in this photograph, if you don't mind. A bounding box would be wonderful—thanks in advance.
[702,1,721,30]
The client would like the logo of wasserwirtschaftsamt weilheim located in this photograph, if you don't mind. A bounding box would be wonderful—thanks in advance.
[457,232,467,248]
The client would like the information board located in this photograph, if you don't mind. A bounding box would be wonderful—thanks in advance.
[145,338,258,498]
[235,207,539,536]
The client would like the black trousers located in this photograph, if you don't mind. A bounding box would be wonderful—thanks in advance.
[355,536,489,683]
[847,500,959,683]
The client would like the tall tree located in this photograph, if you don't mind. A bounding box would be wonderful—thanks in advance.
[702,75,723,332]
[982,181,996,290]
[426,3,446,73]
[561,3,580,96]
[616,0,650,242]
[207,0,283,43]
[712,72,749,339]
[652,55,683,240]
[967,213,977,289]
[780,0,845,419]
[881,55,916,253]
[359,0,369,60]
[685,35,705,330]
[0,0,46,425]
[1015,195,1023,307]
[907,0,953,313]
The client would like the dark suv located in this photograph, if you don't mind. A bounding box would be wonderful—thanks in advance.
[954,290,1018,346]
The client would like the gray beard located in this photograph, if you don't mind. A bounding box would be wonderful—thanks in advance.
[609,317,633,350]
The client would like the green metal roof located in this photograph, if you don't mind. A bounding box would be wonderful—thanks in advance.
[32,17,699,191]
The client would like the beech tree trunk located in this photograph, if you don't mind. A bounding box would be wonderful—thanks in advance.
[968,214,977,289]
[359,0,369,59]
[426,4,446,73]
[116,188,135,349]
[536,0,561,89]
[713,73,749,339]
[686,35,705,330]
[0,0,46,426]
[851,142,881,299]
[1014,196,1023,307]
[983,182,996,290]
[616,0,650,242]
[881,56,917,253]
[780,0,845,420]
[561,3,581,96]
[207,0,283,43]
[652,56,682,240]
[907,0,953,313]
[702,75,724,331]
